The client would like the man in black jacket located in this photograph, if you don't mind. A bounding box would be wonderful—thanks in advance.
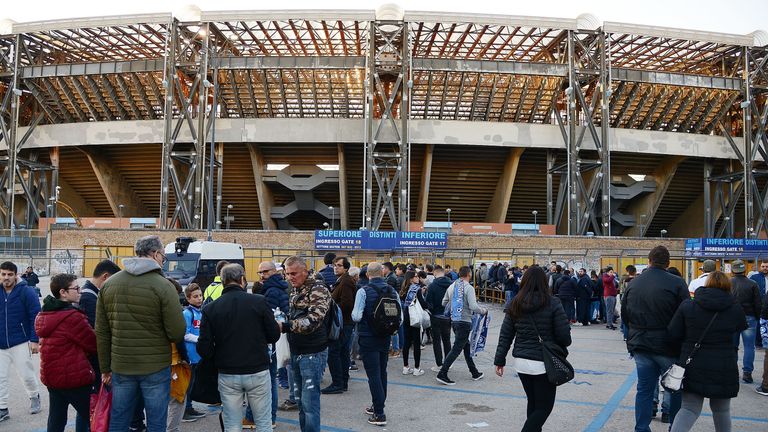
[555,270,577,323]
[576,268,593,326]
[730,259,762,383]
[621,246,689,432]
[198,264,281,431]
[425,266,453,372]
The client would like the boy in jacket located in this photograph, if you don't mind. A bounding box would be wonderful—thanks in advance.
[182,283,206,421]
[0,261,42,421]
[35,273,97,432]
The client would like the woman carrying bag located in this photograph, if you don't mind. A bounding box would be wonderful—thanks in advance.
[400,270,429,376]
[667,271,747,432]
[493,265,572,432]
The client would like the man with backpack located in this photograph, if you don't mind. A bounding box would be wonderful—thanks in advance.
[351,262,402,426]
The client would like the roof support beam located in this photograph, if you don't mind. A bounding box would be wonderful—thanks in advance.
[486,147,525,223]
[623,156,686,237]
[416,144,433,222]
[337,143,348,229]
[246,143,276,230]
[80,146,145,217]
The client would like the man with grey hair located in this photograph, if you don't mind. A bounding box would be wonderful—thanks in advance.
[96,235,186,432]
[280,256,331,432]
[198,263,281,431]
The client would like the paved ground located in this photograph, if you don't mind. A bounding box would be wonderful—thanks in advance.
[4,277,768,431]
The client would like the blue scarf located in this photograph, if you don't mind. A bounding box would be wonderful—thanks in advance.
[470,312,491,356]
[449,280,466,321]
[403,283,420,307]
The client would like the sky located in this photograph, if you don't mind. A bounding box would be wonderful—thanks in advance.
[1,0,766,35]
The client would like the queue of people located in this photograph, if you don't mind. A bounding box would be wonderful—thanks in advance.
[1,240,767,431]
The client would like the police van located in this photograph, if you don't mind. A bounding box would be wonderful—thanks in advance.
[163,237,245,289]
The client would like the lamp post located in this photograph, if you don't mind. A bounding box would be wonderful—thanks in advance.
[660,229,668,238]
[118,204,124,228]
[329,206,335,230]
[532,210,538,225]
[226,204,233,230]
[323,222,330,230]
[639,214,646,237]
[446,208,451,223]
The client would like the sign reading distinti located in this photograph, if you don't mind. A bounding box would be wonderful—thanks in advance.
[314,230,448,250]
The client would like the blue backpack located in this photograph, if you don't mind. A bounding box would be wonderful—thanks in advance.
[326,299,343,341]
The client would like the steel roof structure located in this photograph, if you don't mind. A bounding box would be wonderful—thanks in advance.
[0,8,766,237]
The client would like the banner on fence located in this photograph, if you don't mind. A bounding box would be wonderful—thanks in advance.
[314,230,448,250]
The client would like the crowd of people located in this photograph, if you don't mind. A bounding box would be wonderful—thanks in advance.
[0,237,766,432]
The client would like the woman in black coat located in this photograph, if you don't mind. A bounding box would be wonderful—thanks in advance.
[667,271,747,432]
[494,265,572,432]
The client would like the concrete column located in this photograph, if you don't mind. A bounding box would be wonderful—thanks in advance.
[80,147,145,217]
[623,156,686,237]
[337,143,349,230]
[247,143,276,230]
[486,147,525,223]
[417,144,433,222]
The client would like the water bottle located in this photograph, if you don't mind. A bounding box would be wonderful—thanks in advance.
[274,307,286,324]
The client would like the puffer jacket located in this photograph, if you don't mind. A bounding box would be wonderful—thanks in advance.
[0,279,40,349]
[494,296,571,365]
[262,274,290,313]
[96,257,186,375]
[731,274,762,319]
[35,296,96,389]
[668,286,747,399]
[425,276,452,315]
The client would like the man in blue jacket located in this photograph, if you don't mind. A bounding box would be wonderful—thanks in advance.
[0,261,42,421]
[318,253,337,289]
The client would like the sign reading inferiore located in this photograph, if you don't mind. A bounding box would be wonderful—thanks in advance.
[314,230,448,250]
[685,238,768,258]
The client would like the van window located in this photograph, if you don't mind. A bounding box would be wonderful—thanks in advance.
[166,260,197,273]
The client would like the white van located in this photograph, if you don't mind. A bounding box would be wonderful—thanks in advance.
[163,237,245,289]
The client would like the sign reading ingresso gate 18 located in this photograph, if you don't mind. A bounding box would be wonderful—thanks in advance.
[685,237,768,257]
[314,230,448,250]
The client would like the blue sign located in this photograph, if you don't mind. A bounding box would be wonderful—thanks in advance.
[685,238,768,258]
[314,230,448,250]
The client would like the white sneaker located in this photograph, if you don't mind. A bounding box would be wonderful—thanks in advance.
[430,366,442,373]
[402,367,413,375]
[413,369,425,376]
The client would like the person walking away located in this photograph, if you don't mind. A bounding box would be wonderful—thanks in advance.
[198,264,281,431]
[351,262,402,426]
[35,273,96,432]
[749,259,768,348]
[576,268,593,326]
[620,265,638,339]
[667,271,747,432]
[0,261,42,421]
[757,296,768,395]
[494,265,571,432]
[95,235,186,432]
[728,259,762,384]
[181,283,207,422]
[555,270,577,324]
[602,267,618,329]
[280,256,331,432]
[621,245,689,432]
[21,266,40,298]
[688,260,715,298]
[436,266,488,385]
[323,257,357,394]
[399,271,428,376]
[426,266,453,372]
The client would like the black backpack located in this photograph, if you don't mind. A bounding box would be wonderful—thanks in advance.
[368,286,402,336]
[325,299,343,341]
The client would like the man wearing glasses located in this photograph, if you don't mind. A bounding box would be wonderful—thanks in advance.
[96,235,186,432]
[259,261,291,424]
[0,261,42,422]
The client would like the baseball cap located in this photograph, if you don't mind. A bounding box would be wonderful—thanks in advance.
[700,259,716,272]
[731,260,746,274]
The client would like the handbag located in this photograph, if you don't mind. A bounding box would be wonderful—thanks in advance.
[529,315,574,386]
[661,311,719,392]
[409,298,426,328]
[170,363,192,403]
[90,383,112,432]
[189,356,221,404]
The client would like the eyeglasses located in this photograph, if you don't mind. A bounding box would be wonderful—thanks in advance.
[334,263,346,268]
[66,285,81,292]
[258,269,273,274]
[155,251,167,264]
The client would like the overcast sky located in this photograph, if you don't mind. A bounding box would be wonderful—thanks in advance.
[2,0,766,35]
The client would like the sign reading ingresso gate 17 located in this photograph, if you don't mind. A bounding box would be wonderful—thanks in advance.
[314,230,448,250]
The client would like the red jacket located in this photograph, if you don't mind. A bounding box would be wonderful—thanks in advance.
[602,273,618,297]
[35,300,97,389]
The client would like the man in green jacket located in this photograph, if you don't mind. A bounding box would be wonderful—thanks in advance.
[96,235,185,432]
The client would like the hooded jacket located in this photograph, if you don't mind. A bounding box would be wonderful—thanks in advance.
[35,295,96,389]
[494,296,572,365]
[262,274,290,313]
[668,286,747,399]
[425,276,452,316]
[96,257,186,375]
[731,274,762,320]
[0,279,39,349]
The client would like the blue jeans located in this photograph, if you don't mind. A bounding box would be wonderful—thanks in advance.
[245,353,278,424]
[504,290,514,309]
[286,363,296,402]
[109,367,171,432]
[392,324,404,351]
[590,300,600,321]
[327,324,355,389]
[735,315,757,373]
[359,335,390,416]
[653,379,672,414]
[291,349,328,432]
[633,352,681,432]
[219,370,272,432]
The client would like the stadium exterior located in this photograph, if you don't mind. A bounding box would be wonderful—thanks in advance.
[0,6,767,238]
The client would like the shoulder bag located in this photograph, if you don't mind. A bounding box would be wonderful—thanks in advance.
[528,314,574,386]
[661,311,719,392]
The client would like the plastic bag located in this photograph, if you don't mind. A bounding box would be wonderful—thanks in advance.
[276,333,291,367]
[90,383,112,432]
[409,299,426,328]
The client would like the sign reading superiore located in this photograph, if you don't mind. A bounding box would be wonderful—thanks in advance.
[315,230,448,250]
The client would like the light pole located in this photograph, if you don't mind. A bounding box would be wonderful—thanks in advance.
[226,204,233,230]
[660,229,668,238]
[118,204,124,228]
[323,222,330,230]
[329,206,335,230]
[446,208,451,223]
[639,214,646,237]
[532,210,538,225]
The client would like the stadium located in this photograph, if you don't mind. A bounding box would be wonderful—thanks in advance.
[0,4,766,240]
